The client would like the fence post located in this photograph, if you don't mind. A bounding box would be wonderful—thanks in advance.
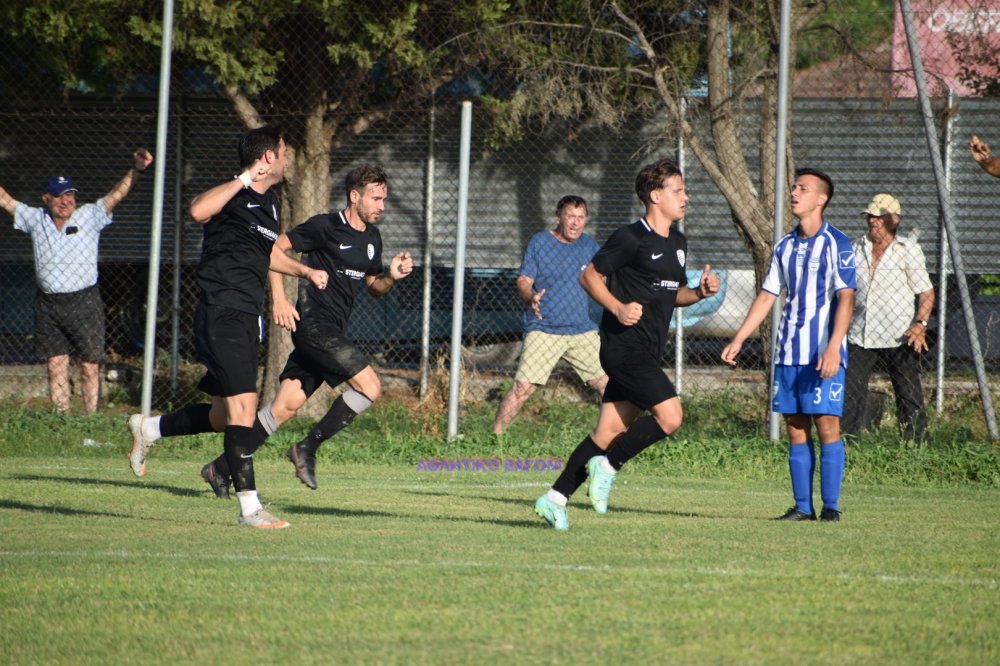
[768,0,793,442]
[170,99,184,391]
[674,98,686,394]
[900,0,998,440]
[935,91,955,415]
[140,0,176,415]
[420,100,436,401]
[447,101,473,439]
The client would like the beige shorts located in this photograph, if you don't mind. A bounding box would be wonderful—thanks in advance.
[514,330,604,385]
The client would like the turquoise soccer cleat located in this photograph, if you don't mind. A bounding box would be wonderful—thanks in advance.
[586,456,617,515]
[534,495,570,531]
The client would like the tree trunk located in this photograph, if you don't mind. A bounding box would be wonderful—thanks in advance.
[261,101,334,406]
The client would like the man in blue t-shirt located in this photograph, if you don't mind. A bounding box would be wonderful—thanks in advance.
[722,168,857,523]
[493,195,607,435]
[0,148,153,413]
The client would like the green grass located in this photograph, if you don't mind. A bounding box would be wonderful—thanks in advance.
[1,395,998,664]
[2,457,999,664]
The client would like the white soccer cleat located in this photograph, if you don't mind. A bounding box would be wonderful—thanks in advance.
[239,508,291,529]
[127,414,156,477]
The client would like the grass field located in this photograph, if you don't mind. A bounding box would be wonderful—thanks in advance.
[2,450,998,665]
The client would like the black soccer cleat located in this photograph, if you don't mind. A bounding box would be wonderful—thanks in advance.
[286,444,318,490]
[200,461,232,499]
[819,507,841,522]
[772,507,817,521]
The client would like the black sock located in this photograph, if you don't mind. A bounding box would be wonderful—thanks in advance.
[223,425,267,492]
[211,417,267,479]
[160,403,214,437]
[606,415,668,470]
[551,436,604,499]
[209,416,268,480]
[298,395,360,457]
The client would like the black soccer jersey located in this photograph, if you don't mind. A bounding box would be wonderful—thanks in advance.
[196,186,281,315]
[288,210,383,333]
[591,218,688,358]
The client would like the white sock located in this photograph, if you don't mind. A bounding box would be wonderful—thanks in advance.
[599,456,617,475]
[142,416,161,443]
[237,490,263,516]
[546,489,568,506]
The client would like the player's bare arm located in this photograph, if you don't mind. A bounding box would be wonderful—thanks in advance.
[368,251,413,297]
[721,290,778,365]
[268,241,328,290]
[190,155,275,223]
[267,263,299,332]
[677,264,720,306]
[816,288,854,378]
[102,148,153,214]
[581,262,642,326]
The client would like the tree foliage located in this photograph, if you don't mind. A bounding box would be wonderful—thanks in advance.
[480,0,829,279]
[4,0,509,401]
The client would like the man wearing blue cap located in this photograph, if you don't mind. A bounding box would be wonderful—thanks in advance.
[0,148,153,412]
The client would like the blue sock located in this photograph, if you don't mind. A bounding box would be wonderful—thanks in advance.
[788,442,815,515]
[820,440,846,511]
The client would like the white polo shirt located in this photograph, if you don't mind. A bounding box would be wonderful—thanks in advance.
[13,200,113,294]
[849,232,933,349]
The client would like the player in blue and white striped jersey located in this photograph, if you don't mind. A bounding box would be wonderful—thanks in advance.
[722,168,856,523]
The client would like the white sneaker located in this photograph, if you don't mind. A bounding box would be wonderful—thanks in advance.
[239,508,291,529]
[127,414,156,477]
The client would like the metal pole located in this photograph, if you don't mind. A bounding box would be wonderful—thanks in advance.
[169,99,183,390]
[768,0,793,441]
[674,99,686,394]
[419,100,436,400]
[935,91,954,414]
[140,0,175,415]
[447,101,473,439]
[900,0,998,439]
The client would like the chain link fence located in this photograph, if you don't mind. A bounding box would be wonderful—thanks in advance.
[1,0,997,438]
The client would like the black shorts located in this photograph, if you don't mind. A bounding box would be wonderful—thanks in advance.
[600,345,677,411]
[193,302,263,397]
[35,285,106,362]
[279,327,370,398]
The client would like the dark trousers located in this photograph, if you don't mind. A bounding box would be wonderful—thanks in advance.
[843,342,928,442]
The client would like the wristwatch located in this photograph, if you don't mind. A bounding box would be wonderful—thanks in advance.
[915,319,928,327]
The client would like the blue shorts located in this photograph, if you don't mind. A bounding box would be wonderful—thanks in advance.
[771,365,846,416]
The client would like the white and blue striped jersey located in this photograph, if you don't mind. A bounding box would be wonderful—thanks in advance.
[761,220,857,367]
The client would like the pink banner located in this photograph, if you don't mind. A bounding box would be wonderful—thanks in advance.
[892,0,1000,97]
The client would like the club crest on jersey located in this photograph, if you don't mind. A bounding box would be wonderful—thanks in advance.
[367,244,375,260]
[676,249,686,266]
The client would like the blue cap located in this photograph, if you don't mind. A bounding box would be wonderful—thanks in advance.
[45,176,78,196]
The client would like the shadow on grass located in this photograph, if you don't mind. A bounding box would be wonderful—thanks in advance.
[0,498,130,519]
[283,504,397,519]
[407,490,719,519]
[283,501,541,528]
[9,473,204,498]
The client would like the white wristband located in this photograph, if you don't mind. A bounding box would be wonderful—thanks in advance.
[237,171,253,188]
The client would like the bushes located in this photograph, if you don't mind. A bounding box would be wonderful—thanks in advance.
[0,386,996,487]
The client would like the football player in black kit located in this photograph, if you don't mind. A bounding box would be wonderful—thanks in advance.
[198,164,413,496]
[535,159,720,531]
[127,126,329,529]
